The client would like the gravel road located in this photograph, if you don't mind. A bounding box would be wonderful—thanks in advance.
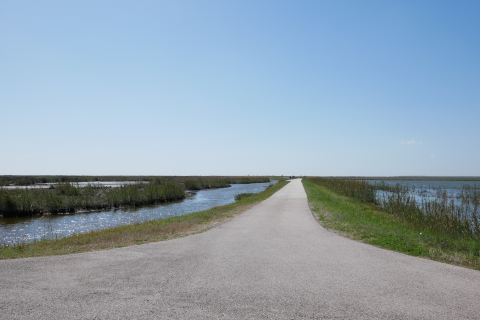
[1,179,480,319]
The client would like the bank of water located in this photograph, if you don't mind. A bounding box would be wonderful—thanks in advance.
[2,181,142,190]
[0,182,275,245]
[368,179,480,224]
[369,180,480,202]
[370,179,480,192]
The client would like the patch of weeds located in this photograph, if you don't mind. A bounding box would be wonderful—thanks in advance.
[235,193,255,201]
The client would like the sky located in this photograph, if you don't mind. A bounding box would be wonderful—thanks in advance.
[1,1,479,176]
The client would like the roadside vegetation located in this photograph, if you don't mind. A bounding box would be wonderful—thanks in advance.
[0,176,271,217]
[0,181,185,217]
[0,180,288,259]
[234,193,255,201]
[0,175,143,186]
[325,176,480,182]
[183,176,270,190]
[303,178,480,270]
[0,175,272,187]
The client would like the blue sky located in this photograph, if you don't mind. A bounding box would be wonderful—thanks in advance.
[1,1,479,176]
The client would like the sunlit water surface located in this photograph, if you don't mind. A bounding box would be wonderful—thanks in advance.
[369,180,480,208]
[0,182,275,245]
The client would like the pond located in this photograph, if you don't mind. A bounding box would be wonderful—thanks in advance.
[0,181,275,245]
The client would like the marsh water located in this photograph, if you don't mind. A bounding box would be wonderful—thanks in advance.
[2,181,142,189]
[369,180,480,207]
[0,182,275,245]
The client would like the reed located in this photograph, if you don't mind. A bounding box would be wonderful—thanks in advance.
[307,177,376,203]
[0,176,272,217]
[183,178,230,190]
[0,182,185,217]
[0,175,272,187]
[307,177,480,240]
[378,184,480,239]
[0,181,289,259]
[0,175,143,186]
[302,179,480,270]
[183,177,271,190]
[234,193,254,201]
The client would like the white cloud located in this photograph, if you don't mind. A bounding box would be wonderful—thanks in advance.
[401,139,422,145]
[430,155,436,158]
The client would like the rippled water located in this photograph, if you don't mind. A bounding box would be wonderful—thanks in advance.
[369,180,480,208]
[2,181,142,189]
[369,179,480,189]
[0,182,275,245]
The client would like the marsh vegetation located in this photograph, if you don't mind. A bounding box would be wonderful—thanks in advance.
[0,181,185,217]
[183,177,270,190]
[0,180,288,259]
[1,179,275,245]
[234,193,255,201]
[303,178,480,270]
[0,176,271,217]
[307,177,480,239]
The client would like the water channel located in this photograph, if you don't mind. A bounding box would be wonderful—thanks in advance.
[0,181,275,245]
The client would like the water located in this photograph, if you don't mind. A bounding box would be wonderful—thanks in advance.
[0,182,275,245]
[368,180,480,207]
[369,179,480,189]
[2,181,142,190]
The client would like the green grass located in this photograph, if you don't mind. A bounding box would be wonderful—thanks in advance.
[307,177,480,240]
[183,176,270,190]
[0,176,270,217]
[234,193,255,201]
[0,180,288,259]
[303,179,480,270]
[0,176,273,217]
[0,175,273,187]
[0,181,186,217]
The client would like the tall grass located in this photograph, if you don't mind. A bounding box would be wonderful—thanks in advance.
[234,193,254,201]
[378,184,480,239]
[303,179,480,270]
[307,178,376,203]
[0,175,144,186]
[0,181,289,259]
[307,178,480,240]
[183,176,270,190]
[184,178,231,190]
[0,177,271,217]
[0,175,272,187]
[0,182,185,217]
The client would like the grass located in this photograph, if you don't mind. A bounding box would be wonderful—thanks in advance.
[234,193,255,201]
[0,181,186,217]
[307,177,480,239]
[0,180,288,259]
[303,179,480,270]
[183,176,270,190]
[0,175,274,187]
[0,176,273,217]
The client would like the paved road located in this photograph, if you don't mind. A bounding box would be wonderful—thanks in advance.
[1,179,480,319]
